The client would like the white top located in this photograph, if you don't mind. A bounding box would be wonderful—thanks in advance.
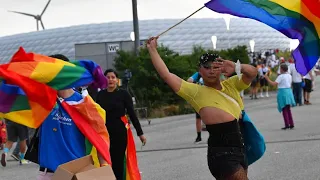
[303,73,312,80]
[275,73,292,89]
[259,67,269,77]
[289,63,302,83]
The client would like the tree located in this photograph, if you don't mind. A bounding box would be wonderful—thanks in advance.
[114,44,250,110]
[276,50,292,60]
[114,45,188,108]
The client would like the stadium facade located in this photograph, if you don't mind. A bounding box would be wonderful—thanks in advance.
[0,18,290,70]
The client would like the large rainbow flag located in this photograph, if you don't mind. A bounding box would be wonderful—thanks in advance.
[0,47,111,166]
[4,47,106,90]
[205,0,320,75]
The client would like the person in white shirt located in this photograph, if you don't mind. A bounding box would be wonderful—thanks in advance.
[303,71,314,105]
[264,64,296,130]
[289,60,303,106]
[258,63,270,97]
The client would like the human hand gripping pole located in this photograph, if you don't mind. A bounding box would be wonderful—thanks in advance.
[146,37,182,93]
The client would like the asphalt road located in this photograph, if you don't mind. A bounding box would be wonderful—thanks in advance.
[1,79,320,180]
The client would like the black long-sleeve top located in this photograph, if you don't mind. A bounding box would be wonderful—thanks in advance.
[96,88,143,136]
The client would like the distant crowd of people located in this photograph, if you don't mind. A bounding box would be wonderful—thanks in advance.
[249,57,317,105]
[249,56,319,130]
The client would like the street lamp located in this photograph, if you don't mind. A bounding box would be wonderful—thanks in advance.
[249,39,255,53]
[223,15,231,31]
[211,35,217,50]
[132,0,140,56]
[249,39,255,64]
[223,15,231,49]
[130,31,135,41]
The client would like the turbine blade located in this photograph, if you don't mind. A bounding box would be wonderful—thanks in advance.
[40,20,45,30]
[8,10,36,18]
[41,0,51,16]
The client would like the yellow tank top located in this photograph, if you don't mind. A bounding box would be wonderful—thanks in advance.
[176,75,249,119]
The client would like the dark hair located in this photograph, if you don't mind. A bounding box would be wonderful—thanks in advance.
[49,54,70,62]
[280,63,288,72]
[198,53,220,67]
[104,69,118,77]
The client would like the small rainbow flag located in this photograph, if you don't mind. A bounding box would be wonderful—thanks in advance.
[0,47,111,166]
[121,116,141,180]
[205,0,320,75]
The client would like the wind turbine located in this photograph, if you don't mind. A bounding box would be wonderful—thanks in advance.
[8,0,51,31]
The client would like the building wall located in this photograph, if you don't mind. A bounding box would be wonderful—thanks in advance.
[75,40,144,70]
[0,18,291,64]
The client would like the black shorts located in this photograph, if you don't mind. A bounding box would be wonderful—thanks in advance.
[5,120,28,142]
[260,78,268,87]
[303,79,312,93]
[206,120,248,179]
[195,112,201,119]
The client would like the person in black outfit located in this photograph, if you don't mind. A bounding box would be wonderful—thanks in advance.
[96,69,146,180]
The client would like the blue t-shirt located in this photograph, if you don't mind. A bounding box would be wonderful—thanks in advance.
[190,72,204,85]
[39,92,86,171]
[190,72,226,85]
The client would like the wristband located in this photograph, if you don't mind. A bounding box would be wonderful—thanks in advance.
[235,60,241,79]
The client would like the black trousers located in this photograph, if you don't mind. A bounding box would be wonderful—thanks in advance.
[108,123,128,180]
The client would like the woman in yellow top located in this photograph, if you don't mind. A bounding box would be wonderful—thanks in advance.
[146,37,257,180]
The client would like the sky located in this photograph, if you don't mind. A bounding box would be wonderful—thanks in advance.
[0,0,232,37]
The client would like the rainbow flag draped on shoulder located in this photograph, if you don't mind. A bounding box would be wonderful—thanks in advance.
[0,47,111,166]
[205,0,320,75]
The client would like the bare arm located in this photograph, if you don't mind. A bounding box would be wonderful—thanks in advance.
[264,75,278,87]
[240,64,258,85]
[147,37,182,92]
[221,59,257,85]
[58,89,75,98]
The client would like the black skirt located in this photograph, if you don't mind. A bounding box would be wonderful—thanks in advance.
[206,120,248,179]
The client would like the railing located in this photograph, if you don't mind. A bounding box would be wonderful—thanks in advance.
[134,107,151,125]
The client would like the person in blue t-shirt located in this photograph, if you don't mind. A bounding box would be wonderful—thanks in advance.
[187,72,226,143]
[187,72,204,143]
[35,54,109,180]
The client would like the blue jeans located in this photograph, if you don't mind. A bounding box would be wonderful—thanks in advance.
[292,82,302,105]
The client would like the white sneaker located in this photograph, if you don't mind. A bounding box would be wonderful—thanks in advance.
[260,93,264,98]
[266,93,269,97]
[20,159,31,165]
